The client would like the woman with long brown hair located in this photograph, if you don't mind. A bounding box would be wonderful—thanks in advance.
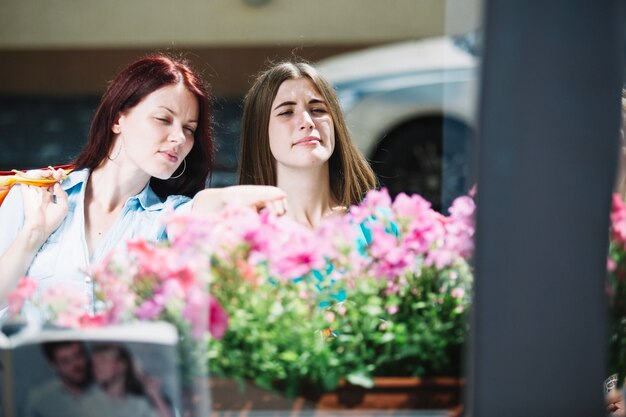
[88,343,172,417]
[238,60,377,228]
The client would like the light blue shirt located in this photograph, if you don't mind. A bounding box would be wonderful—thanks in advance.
[0,169,191,308]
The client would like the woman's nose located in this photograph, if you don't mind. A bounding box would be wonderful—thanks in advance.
[299,111,314,130]
[169,126,187,144]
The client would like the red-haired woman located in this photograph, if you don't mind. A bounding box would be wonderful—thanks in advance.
[0,53,285,307]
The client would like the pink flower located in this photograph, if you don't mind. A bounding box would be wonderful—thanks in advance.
[183,288,208,339]
[392,192,432,219]
[272,249,326,280]
[6,277,38,317]
[349,188,393,223]
[136,298,165,321]
[368,225,415,280]
[268,225,327,280]
[161,279,185,301]
[368,224,399,258]
[612,194,626,245]
[182,289,229,340]
[38,284,89,328]
[78,313,108,328]
[450,287,465,299]
[168,265,198,291]
[448,195,476,219]
[402,219,441,255]
[166,212,213,250]
[71,186,475,350]
[209,296,229,340]
[426,247,456,269]
[468,183,477,197]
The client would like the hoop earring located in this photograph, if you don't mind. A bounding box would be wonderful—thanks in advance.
[107,138,123,161]
[170,159,186,179]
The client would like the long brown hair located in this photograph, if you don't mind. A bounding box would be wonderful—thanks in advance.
[238,60,376,206]
[91,344,146,397]
[75,53,213,199]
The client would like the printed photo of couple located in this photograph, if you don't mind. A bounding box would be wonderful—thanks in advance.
[4,339,179,417]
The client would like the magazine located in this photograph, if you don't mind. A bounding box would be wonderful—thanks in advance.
[0,321,182,417]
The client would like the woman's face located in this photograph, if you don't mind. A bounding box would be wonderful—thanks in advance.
[92,349,125,385]
[267,78,335,171]
[112,83,198,180]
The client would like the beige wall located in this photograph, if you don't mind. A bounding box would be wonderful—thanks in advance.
[0,0,444,49]
[0,45,382,96]
[0,0,483,95]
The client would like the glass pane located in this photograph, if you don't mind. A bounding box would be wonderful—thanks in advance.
[0,1,484,416]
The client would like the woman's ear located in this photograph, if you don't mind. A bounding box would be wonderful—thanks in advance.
[112,113,123,134]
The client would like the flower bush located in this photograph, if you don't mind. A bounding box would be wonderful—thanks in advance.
[202,188,475,396]
[7,188,475,398]
[607,194,626,379]
[6,216,228,387]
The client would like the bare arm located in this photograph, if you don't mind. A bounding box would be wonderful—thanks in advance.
[192,185,287,216]
[0,171,68,300]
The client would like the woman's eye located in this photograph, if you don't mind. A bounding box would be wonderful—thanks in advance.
[277,110,293,116]
[184,126,196,135]
[311,108,327,114]
[156,117,170,123]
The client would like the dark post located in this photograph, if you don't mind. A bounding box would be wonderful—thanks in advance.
[468,0,624,415]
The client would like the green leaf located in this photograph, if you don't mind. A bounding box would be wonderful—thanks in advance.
[380,332,395,343]
[361,304,383,317]
[346,371,374,388]
[279,351,299,362]
[321,369,341,391]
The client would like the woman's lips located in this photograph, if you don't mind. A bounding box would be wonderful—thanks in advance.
[293,136,321,146]
[160,151,179,163]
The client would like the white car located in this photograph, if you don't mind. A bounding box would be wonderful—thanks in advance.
[317,33,480,211]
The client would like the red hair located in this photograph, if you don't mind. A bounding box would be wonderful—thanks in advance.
[75,53,213,199]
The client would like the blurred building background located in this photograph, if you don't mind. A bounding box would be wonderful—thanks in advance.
[0,0,481,95]
[0,0,482,191]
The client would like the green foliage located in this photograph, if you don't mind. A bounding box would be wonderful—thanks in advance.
[207,257,337,398]
[607,238,626,380]
[326,264,471,389]
[207,256,472,397]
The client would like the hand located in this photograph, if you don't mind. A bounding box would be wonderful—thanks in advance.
[607,389,626,416]
[141,372,173,417]
[19,168,68,247]
[193,185,287,216]
[242,186,288,216]
[141,372,162,401]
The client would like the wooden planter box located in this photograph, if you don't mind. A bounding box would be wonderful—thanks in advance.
[209,377,464,412]
[316,377,463,410]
